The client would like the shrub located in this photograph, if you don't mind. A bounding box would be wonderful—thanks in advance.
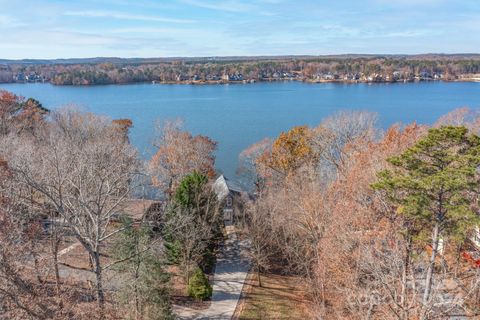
[187,268,212,300]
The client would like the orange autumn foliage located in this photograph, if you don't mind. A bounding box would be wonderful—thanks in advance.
[0,90,49,136]
[112,118,133,142]
[258,125,318,176]
[149,121,217,195]
[315,123,428,318]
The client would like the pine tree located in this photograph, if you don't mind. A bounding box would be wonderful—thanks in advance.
[373,126,480,308]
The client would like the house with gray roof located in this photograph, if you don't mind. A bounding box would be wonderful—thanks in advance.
[212,175,245,225]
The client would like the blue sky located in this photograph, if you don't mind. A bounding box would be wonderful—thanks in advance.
[0,0,479,59]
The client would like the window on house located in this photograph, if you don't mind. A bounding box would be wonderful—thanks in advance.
[226,196,232,207]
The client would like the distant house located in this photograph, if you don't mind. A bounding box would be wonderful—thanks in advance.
[206,74,221,81]
[26,73,42,82]
[175,74,188,82]
[223,73,244,81]
[367,74,384,82]
[14,73,26,82]
[323,73,335,80]
[37,199,163,236]
[419,71,431,80]
[344,73,359,81]
[212,175,244,225]
[393,71,402,81]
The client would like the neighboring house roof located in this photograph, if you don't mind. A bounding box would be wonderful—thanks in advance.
[114,199,163,221]
[213,175,243,200]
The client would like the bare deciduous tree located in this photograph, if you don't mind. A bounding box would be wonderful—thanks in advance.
[2,109,141,316]
[149,119,217,197]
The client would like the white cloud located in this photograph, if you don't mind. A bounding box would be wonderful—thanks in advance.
[0,14,25,27]
[106,26,207,36]
[370,0,447,7]
[64,10,196,24]
[107,27,175,34]
[179,0,255,12]
[0,14,14,25]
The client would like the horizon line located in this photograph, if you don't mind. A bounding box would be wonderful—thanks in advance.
[2,52,480,63]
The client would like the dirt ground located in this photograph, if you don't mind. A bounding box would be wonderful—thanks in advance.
[238,271,311,320]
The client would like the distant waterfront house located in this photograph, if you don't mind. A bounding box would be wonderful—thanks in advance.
[212,175,244,225]
[343,73,360,81]
[206,74,221,81]
[175,74,189,82]
[419,71,432,79]
[323,73,335,80]
[14,73,26,82]
[222,73,244,81]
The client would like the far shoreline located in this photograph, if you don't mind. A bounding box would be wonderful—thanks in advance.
[2,77,480,88]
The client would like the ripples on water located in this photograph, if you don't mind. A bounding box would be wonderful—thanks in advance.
[1,81,479,178]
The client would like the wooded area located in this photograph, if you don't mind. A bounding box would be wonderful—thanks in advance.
[2,55,480,85]
[1,88,480,319]
[238,109,480,319]
[0,90,221,319]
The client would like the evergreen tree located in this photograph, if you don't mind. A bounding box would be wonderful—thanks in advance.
[162,171,209,264]
[373,126,480,307]
[174,171,207,208]
[187,268,213,300]
[112,217,174,320]
[162,171,220,284]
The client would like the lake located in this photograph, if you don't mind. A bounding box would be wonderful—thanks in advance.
[1,81,479,178]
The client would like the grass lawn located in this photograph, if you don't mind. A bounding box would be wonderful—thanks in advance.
[239,272,310,320]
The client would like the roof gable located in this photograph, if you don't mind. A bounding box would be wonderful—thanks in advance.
[213,175,243,199]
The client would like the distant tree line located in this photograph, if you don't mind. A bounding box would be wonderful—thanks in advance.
[1,56,480,85]
[3,85,480,320]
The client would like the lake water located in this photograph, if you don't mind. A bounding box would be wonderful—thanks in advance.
[1,81,479,178]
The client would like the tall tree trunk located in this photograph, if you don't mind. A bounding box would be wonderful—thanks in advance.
[401,236,412,320]
[257,266,262,287]
[134,247,141,319]
[422,222,440,308]
[93,251,105,318]
[32,250,42,284]
[52,237,61,292]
